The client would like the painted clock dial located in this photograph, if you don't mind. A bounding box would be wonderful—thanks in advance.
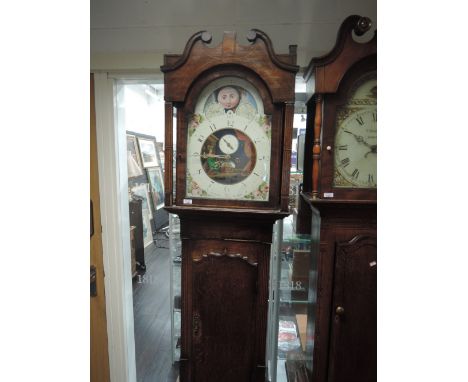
[186,77,272,201]
[334,72,377,188]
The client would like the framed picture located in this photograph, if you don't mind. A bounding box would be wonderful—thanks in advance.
[131,184,153,219]
[156,142,165,171]
[138,137,159,168]
[131,184,155,246]
[147,167,165,210]
[126,131,168,230]
[141,210,153,247]
[126,135,145,178]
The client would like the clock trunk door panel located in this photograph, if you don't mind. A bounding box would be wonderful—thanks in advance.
[182,238,270,382]
[327,235,377,382]
[192,250,257,381]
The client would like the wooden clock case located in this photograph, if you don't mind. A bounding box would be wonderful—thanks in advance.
[297,15,377,382]
[161,31,298,382]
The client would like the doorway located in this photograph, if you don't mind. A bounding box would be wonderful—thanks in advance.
[93,73,177,382]
[115,80,178,381]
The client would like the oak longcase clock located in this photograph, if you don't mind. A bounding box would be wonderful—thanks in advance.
[161,30,298,382]
[297,15,377,382]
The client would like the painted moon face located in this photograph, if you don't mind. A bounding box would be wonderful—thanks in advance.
[217,86,240,110]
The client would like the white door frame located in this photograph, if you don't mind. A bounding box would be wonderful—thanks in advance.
[93,72,137,382]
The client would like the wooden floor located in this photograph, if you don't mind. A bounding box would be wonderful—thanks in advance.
[133,234,179,382]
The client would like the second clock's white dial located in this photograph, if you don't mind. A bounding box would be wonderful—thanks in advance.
[334,109,377,188]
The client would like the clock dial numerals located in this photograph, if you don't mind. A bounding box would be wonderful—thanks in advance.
[185,77,272,201]
[341,157,350,167]
[334,108,377,188]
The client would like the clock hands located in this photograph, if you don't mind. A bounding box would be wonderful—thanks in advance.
[222,137,235,150]
[344,130,377,156]
[201,153,231,159]
[344,130,369,146]
[365,145,377,158]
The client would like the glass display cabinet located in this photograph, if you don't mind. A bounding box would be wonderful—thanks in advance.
[267,212,320,381]
[169,213,182,364]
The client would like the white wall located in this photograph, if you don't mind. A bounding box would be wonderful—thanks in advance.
[115,83,166,144]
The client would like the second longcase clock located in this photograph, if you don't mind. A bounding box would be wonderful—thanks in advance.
[162,30,298,381]
[298,15,377,382]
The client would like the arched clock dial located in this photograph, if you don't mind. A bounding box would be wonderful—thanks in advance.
[333,74,377,189]
[186,77,272,201]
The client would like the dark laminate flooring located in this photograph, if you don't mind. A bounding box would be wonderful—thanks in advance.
[133,233,179,382]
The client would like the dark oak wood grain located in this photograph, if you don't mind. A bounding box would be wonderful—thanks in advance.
[178,212,277,382]
[164,102,174,206]
[304,15,375,96]
[327,235,377,382]
[311,95,322,199]
[303,196,377,382]
[161,30,298,104]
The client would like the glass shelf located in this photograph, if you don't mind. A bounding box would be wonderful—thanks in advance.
[267,213,320,381]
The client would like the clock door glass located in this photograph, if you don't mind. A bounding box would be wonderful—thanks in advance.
[333,72,377,188]
[186,77,272,201]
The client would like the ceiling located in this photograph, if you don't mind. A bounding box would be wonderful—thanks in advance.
[91,0,377,72]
